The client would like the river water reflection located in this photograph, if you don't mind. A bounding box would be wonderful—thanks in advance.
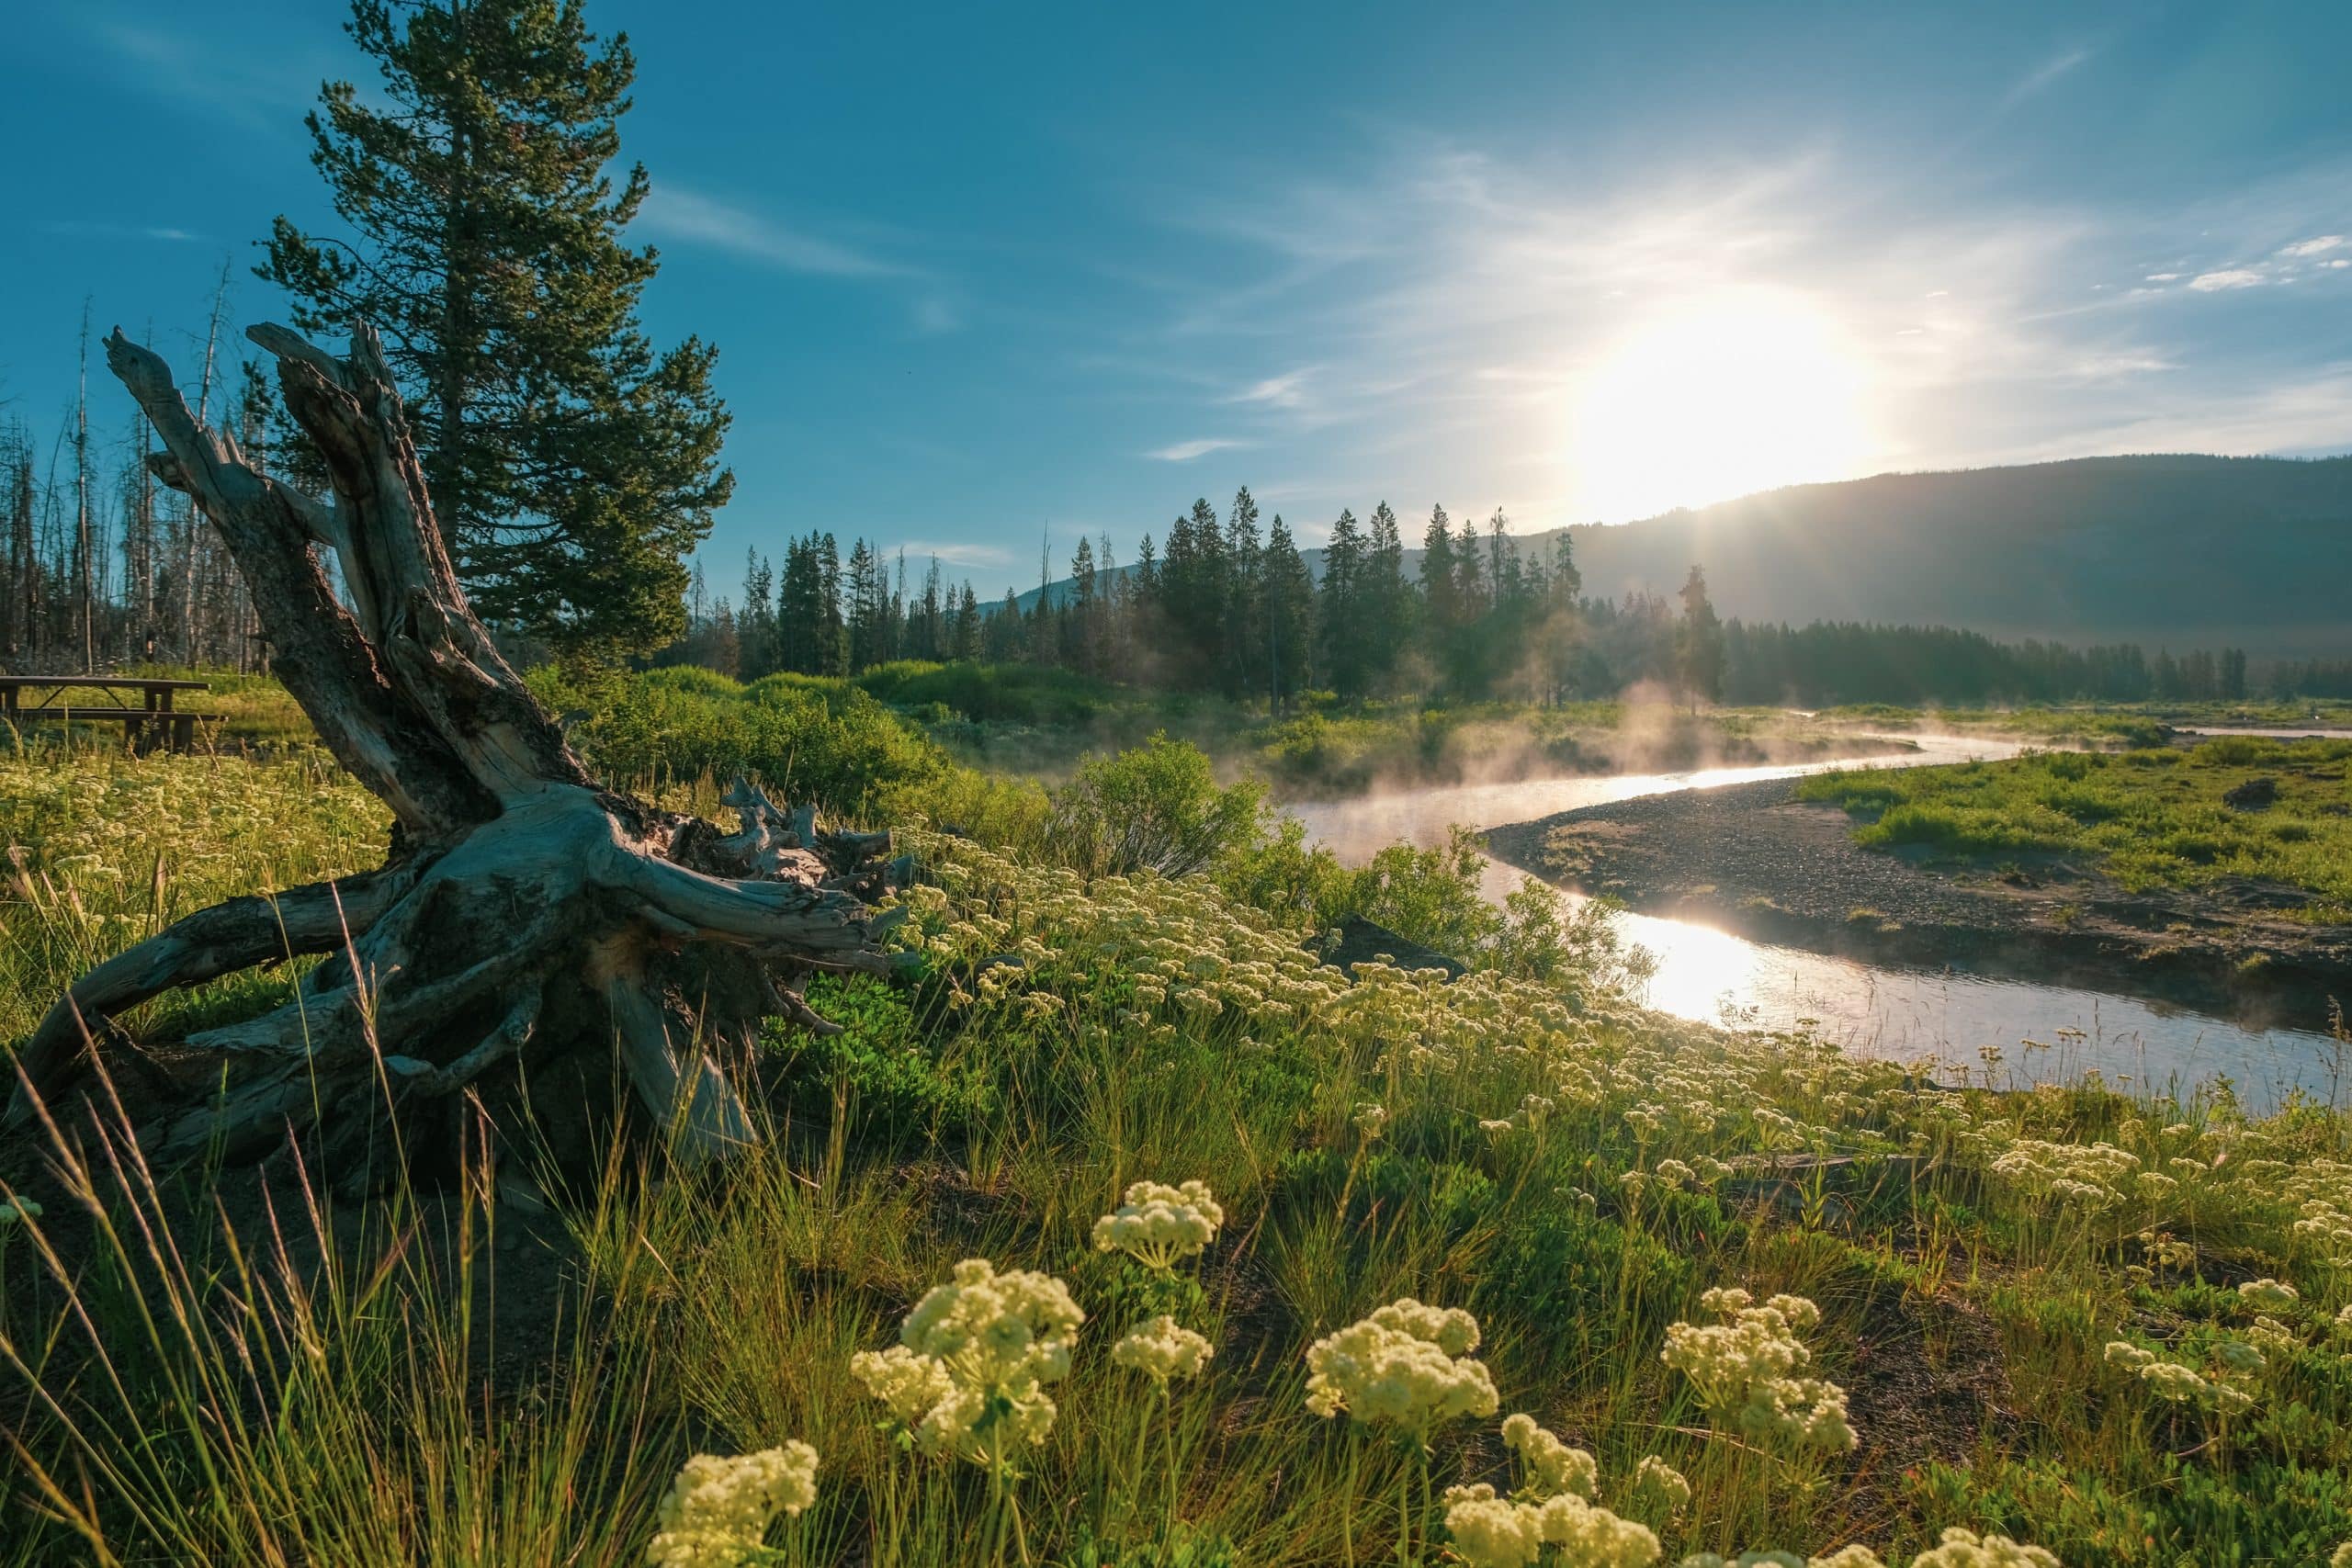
[1283,737,2346,1111]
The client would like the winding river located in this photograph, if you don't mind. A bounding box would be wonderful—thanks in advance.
[1283,737,2347,1111]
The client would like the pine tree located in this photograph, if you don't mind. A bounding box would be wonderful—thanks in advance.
[1069,535,1099,674]
[259,0,732,660]
[1319,507,1365,696]
[740,549,777,677]
[1225,486,1262,698]
[1362,501,1407,693]
[1262,513,1315,707]
[1676,564,1724,710]
[952,581,981,661]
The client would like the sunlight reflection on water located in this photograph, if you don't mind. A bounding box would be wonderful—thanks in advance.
[1284,738,2347,1111]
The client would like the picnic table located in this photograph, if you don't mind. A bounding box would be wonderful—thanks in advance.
[0,675,217,753]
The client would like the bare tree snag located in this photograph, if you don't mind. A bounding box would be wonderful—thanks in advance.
[6,322,901,1176]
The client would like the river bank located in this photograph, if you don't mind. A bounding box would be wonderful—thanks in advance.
[1484,775,2352,1030]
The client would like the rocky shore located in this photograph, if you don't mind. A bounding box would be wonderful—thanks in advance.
[1484,777,2352,1028]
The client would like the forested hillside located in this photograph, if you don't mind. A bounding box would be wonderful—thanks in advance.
[1015,455,2352,658]
[1558,455,2352,657]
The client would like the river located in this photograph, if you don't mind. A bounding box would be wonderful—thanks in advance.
[1283,736,2348,1111]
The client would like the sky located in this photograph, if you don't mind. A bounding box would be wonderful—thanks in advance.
[4,0,2350,601]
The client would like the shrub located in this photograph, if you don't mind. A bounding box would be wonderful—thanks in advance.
[1046,735,1265,879]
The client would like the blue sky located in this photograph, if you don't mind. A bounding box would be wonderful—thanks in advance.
[4,1,2349,600]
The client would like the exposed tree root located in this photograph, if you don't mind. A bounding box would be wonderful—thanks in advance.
[8,322,902,1180]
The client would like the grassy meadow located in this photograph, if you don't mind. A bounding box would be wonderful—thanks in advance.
[0,682,2348,1566]
[1797,738,2352,920]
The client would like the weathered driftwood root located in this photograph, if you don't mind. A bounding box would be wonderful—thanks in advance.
[6,322,903,1177]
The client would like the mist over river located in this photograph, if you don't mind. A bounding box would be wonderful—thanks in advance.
[1283,737,2348,1111]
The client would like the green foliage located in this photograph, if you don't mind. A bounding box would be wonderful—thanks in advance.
[529,665,944,814]
[856,660,1118,727]
[768,976,995,1135]
[1047,734,1267,879]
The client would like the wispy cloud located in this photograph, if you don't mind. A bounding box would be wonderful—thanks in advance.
[2278,234,2345,258]
[640,186,910,278]
[1125,135,2352,525]
[2188,268,2267,292]
[38,220,205,244]
[888,538,1012,571]
[2001,44,2097,110]
[1145,437,1243,462]
[85,17,333,131]
[1227,370,1314,409]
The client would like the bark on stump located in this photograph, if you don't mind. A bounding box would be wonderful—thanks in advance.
[6,322,900,1179]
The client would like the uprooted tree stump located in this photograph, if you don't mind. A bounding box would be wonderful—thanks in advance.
[6,321,904,1181]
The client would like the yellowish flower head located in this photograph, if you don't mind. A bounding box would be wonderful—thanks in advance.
[1112,1315,1215,1384]
[1305,1297,1498,1441]
[1906,1528,2061,1568]
[1091,1179,1225,1270]
[1443,1484,1544,1568]
[2236,1277,2299,1312]
[1629,1455,1690,1512]
[647,1442,819,1568]
[851,1346,956,1427]
[901,1258,1084,1393]
[1500,1412,1598,1500]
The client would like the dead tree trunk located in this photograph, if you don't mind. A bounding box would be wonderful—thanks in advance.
[6,322,901,1176]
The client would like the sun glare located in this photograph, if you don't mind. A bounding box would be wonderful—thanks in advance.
[1569,292,1873,523]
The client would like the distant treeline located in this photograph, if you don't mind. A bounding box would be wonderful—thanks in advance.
[1,316,268,675]
[658,488,2349,707]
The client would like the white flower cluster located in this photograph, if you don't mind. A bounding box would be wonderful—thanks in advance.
[2133,1229,2195,1271]
[1629,1455,1690,1512]
[1442,1483,1660,1568]
[854,1258,1084,1468]
[1660,1289,1854,1453]
[1500,1411,1598,1501]
[1986,1138,2141,1211]
[2235,1276,2299,1312]
[646,1442,819,1568]
[2287,1159,2352,1268]
[1092,1179,1224,1270]
[2101,1340,2255,1416]
[1676,1552,1883,1568]
[1905,1528,2061,1568]
[1112,1314,1215,1384]
[1305,1297,1498,1442]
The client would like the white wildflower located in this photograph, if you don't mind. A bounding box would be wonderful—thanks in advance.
[1500,1411,1597,1500]
[1112,1315,1214,1384]
[1092,1179,1224,1270]
[1304,1297,1498,1442]
[2236,1277,2299,1312]
[647,1442,819,1568]
[1905,1527,2061,1568]
[1629,1455,1690,1512]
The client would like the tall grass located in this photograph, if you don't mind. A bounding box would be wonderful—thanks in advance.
[2,728,2348,1563]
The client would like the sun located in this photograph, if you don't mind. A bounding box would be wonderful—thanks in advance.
[1569,291,1874,523]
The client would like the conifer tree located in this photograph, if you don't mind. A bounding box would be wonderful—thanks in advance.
[1319,507,1365,696]
[1676,563,1725,710]
[1262,512,1315,707]
[259,0,732,660]
[1225,486,1263,696]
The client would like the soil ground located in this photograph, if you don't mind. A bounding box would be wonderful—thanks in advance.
[1483,777,2352,1026]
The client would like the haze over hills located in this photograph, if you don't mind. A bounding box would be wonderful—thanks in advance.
[1014,455,2352,658]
